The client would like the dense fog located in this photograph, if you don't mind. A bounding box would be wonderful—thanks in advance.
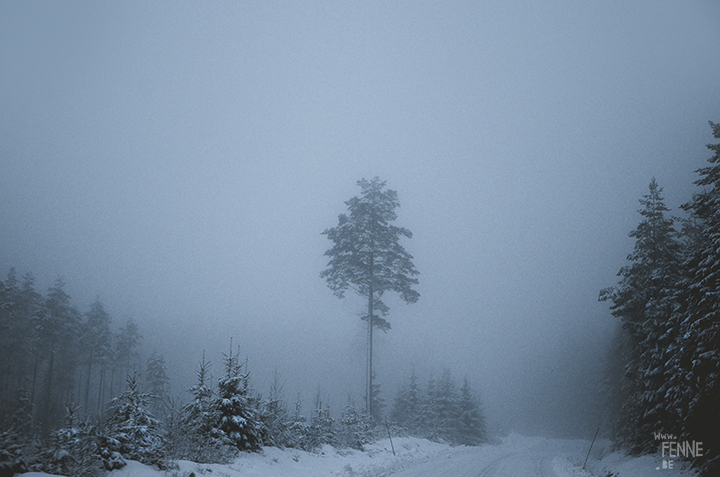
[2,0,719,445]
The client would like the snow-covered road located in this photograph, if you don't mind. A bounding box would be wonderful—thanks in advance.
[388,434,698,477]
[389,435,595,476]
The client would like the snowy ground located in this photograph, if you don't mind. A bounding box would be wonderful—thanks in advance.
[23,434,698,477]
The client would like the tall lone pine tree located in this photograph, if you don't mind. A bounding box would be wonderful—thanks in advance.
[322,177,419,419]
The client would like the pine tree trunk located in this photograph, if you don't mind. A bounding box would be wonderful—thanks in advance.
[367,284,373,419]
[367,244,376,421]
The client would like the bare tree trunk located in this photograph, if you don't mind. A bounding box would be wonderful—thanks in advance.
[65,371,75,412]
[109,366,115,400]
[84,358,93,417]
[97,365,106,419]
[0,370,8,403]
[30,353,39,406]
[41,351,55,434]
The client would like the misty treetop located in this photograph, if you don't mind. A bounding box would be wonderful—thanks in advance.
[321,176,420,326]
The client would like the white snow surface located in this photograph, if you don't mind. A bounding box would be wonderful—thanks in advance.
[25,433,698,476]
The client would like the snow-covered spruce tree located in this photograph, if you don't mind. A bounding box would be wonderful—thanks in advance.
[420,375,437,439]
[159,395,183,462]
[257,370,293,448]
[390,370,423,435]
[0,390,34,477]
[182,352,214,436]
[286,394,311,450]
[454,376,487,446]
[599,178,682,454]
[145,351,170,420]
[432,370,461,444]
[0,387,37,475]
[297,390,337,451]
[322,177,420,419]
[389,382,409,432]
[214,345,262,452]
[338,397,372,450]
[103,373,166,470]
[176,351,234,463]
[0,428,28,476]
[676,121,720,474]
[655,214,703,454]
[307,403,336,450]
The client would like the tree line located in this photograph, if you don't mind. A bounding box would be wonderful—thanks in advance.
[0,270,487,476]
[391,369,487,446]
[600,121,720,475]
[0,274,141,435]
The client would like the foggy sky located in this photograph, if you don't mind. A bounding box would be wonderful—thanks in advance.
[2,0,719,436]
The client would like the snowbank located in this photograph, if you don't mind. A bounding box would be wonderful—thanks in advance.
[589,450,697,476]
[99,437,453,477]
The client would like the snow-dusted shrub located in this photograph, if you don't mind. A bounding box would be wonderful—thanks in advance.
[0,391,47,476]
[282,395,339,452]
[165,354,235,464]
[284,397,311,450]
[257,395,293,448]
[0,428,29,476]
[40,406,103,477]
[337,399,372,450]
[304,405,337,451]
